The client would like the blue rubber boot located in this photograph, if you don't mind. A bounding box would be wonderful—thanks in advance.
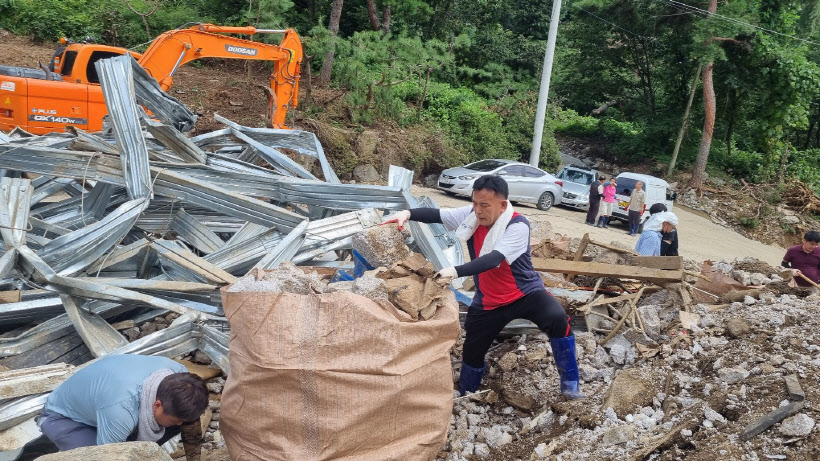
[549,336,586,400]
[458,362,486,396]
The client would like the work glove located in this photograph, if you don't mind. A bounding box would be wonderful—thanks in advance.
[381,210,411,230]
[433,266,459,285]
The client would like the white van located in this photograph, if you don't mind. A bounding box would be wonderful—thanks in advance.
[610,172,676,229]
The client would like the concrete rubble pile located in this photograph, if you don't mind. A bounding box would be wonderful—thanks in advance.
[0,53,466,459]
[438,245,819,460]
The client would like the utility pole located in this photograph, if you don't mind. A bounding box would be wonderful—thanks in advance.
[529,0,562,167]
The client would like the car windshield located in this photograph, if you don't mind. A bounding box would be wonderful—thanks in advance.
[464,160,508,172]
[615,177,640,196]
[558,169,594,185]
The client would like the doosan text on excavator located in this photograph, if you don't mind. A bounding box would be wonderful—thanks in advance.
[0,23,303,134]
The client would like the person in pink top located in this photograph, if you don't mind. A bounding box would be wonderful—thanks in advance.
[596,178,617,228]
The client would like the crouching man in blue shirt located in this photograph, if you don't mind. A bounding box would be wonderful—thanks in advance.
[38,354,209,460]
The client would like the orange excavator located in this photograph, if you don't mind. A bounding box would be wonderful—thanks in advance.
[0,23,302,135]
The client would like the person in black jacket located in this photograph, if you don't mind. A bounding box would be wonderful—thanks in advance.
[585,176,605,226]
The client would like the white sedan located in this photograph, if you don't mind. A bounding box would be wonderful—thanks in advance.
[437,159,564,211]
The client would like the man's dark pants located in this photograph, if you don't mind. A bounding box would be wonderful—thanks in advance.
[462,290,570,368]
[585,199,601,224]
[38,409,181,451]
[628,210,641,234]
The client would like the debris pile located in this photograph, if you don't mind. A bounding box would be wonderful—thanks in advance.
[438,241,820,460]
[0,53,465,458]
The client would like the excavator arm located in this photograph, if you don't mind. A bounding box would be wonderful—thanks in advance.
[137,24,302,128]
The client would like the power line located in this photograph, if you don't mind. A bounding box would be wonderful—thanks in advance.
[573,5,655,41]
[656,0,820,47]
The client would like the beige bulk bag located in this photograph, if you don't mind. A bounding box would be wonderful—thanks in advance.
[220,285,460,461]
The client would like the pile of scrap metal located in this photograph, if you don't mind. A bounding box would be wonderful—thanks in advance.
[0,54,464,454]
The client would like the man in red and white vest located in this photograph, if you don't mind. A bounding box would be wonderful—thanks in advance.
[384,175,585,399]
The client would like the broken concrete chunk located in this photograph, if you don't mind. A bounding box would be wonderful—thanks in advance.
[497,352,518,372]
[351,273,388,299]
[38,442,173,460]
[717,367,749,384]
[779,413,815,437]
[724,317,751,339]
[602,369,654,419]
[227,263,327,294]
[601,424,634,445]
[637,305,662,339]
[352,223,411,269]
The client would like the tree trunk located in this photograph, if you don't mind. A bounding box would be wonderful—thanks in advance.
[318,0,344,86]
[303,55,314,107]
[778,145,790,185]
[804,120,816,149]
[365,0,381,31]
[668,64,701,176]
[382,5,391,35]
[417,67,432,120]
[689,0,718,190]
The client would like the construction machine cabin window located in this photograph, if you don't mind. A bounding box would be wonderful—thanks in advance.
[60,51,78,77]
[85,51,124,84]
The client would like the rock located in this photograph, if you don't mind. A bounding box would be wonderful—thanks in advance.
[732,270,751,286]
[781,215,800,224]
[122,327,140,341]
[579,364,601,382]
[207,381,224,394]
[602,369,654,418]
[601,424,634,445]
[461,441,475,457]
[592,346,610,368]
[744,295,757,305]
[637,305,662,339]
[355,130,379,159]
[501,380,538,411]
[604,334,635,365]
[351,224,411,269]
[533,442,551,458]
[474,442,491,458]
[38,442,172,460]
[497,352,519,372]
[192,350,212,365]
[351,273,388,299]
[725,318,751,339]
[749,273,772,286]
[485,429,512,448]
[717,367,749,384]
[352,164,381,183]
[779,413,815,436]
[704,406,727,426]
[523,348,547,368]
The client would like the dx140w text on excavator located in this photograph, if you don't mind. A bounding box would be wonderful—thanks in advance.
[0,23,302,134]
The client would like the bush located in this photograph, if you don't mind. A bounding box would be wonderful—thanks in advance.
[716,148,765,181]
[739,217,760,229]
[1,0,106,42]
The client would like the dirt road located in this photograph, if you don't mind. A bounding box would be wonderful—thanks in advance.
[411,186,787,267]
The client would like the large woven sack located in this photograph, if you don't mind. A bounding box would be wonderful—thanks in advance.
[220,287,460,461]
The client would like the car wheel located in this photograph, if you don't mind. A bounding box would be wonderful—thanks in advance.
[537,192,554,211]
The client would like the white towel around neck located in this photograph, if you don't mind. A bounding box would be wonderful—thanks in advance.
[454,203,515,257]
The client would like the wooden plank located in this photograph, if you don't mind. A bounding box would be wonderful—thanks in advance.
[567,233,590,282]
[588,238,638,255]
[629,256,683,270]
[0,290,21,304]
[532,258,683,283]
